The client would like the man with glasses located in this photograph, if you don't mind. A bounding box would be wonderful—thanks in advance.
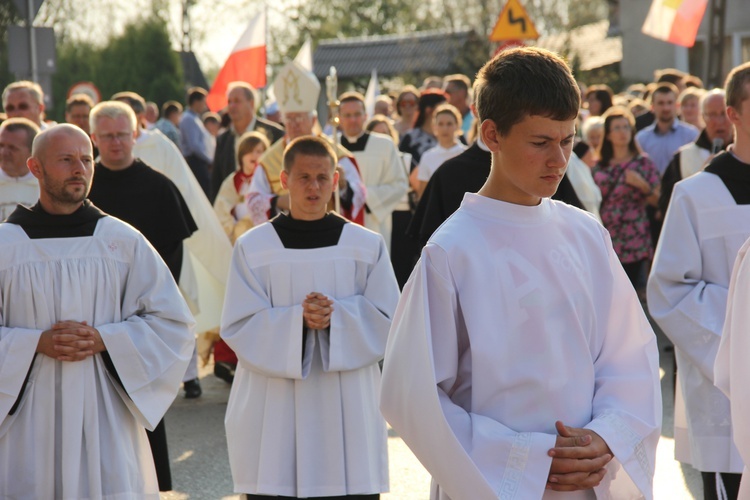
[659,89,734,216]
[87,100,198,493]
[2,81,48,129]
[244,61,365,226]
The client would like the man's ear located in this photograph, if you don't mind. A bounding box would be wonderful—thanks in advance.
[27,157,42,180]
[481,119,501,153]
[280,169,289,190]
[727,105,740,126]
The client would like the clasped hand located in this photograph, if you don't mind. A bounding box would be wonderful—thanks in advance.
[546,420,613,492]
[302,292,333,330]
[36,321,105,362]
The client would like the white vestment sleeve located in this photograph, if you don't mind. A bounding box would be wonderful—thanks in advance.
[95,236,195,430]
[381,248,555,499]
[647,191,725,382]
[586,238,661,499]
[220,242,307,379]
[321,237,399,372]
[364,142,408,223]
[0,327,42,419]
[716,239,750,483]
[248,164,273,197]
[338,156,367,221]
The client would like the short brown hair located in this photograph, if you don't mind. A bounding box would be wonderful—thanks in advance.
[474,47,579,136]
[283,136,336,172]
[652,82,679,100]
[237,131,270,166]
[162,100,183,118]
[725,62,750,111]
[0,117,40,149]
[444,74,471,93]
[66,93,94,112]
[339,91,366,107]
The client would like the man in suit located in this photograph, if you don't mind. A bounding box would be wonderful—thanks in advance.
[211,82,284,202]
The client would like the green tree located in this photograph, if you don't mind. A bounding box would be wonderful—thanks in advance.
[97,17,183,103]
[0,0,23,94]
[50,16,184,120]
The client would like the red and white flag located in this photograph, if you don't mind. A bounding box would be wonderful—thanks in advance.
[207,12,266,111]
[641,0,708,48]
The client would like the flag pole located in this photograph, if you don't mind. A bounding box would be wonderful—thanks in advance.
[326,66,341,214]
[261,3,269,118]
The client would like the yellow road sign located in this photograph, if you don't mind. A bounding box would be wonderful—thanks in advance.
[489,0,539,42]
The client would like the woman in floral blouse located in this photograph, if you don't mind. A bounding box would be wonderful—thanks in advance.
[593,107,660,285]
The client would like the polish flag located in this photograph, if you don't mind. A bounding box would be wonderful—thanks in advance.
[207,12,266,112]
[641,0,708,48]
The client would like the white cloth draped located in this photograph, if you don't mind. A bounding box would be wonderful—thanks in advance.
[381,194,661,499]
[0,217,194,499]
[648,172,750,473]
[221,222,399,497]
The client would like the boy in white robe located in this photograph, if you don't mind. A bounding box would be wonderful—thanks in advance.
[380,47,662,500]
[221,136,400,498]
[0,124,194,499]
[713,61,750,500]
[650,63,750,500]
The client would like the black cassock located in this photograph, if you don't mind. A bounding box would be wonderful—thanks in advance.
[88,158,197,492]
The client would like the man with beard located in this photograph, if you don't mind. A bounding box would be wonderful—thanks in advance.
[0,124,193,499]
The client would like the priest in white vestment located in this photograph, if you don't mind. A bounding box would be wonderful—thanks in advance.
[381,48,661,500]
[0,124,194,499]
[221,136,399,498]
[0,117,40,220]
[337,92,409,252]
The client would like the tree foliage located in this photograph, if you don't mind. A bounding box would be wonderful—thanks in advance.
[0,0,23,93]
[50,17,183,121]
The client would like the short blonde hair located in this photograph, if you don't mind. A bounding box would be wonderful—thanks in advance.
[90,100,137,134]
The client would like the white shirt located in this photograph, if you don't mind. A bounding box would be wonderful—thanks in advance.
[0,170,38,221]
[221,221,399,497]
[381,194,661,499]
[417,142,467,182]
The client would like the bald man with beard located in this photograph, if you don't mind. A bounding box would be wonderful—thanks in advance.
[0,124,194,499]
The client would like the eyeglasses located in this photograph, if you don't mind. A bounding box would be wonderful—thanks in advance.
[399,101,417,109]
[97,132,132,142]
[4,103,31,112]
[285,114,312,124]
[704,112,728,121]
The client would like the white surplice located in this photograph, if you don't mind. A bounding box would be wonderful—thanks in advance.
[221,221,400,497]
[346,132,408,250]
[381,193,661,500]
[0,216,194,499]
[717,237,750,499]
[135,128,232,333]
[0,170,39,221]
[648,172,750,473]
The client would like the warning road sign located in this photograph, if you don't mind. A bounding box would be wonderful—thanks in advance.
[489,0,539,42]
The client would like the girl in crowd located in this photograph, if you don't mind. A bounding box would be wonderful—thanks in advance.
[585,84,614,117]
[593,107,660,286]
[415,103,466,199]
[213,131,270,244]
[393,85,420,138]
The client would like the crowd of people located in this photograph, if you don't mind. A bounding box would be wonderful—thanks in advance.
[1,46,750,500]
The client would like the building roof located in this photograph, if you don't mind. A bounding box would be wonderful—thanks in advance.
[312,29,476,79]
[534,20,622,71]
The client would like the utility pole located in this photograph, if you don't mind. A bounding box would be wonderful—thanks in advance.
[704,0,727,89]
